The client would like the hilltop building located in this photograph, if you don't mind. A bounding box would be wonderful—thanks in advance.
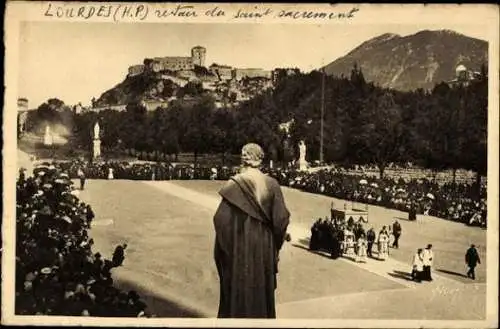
[448,64,481,87]
[93,46,281,112]
[127,46,272,82]
[233,68,271,80]
[128,46,207,76]
[210,63,233,81]
[191,46,206,66]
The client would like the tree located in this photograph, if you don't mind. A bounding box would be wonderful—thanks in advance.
[357,90,405,178]
[460,65,488,190]
[25,99,66,134]
[121,103,148,151]
[73,111,98,153]
[181,95,216,163]
[100,109,124,150]
[178,81,204,98]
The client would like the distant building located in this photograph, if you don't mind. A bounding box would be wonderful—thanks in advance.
[191,46,206,67]
[232,68,271,80]
[128,46,206,77]
[128,64,145,77]
[210,63,233,80]
[272,68,300,84]
[152,56,193,71]
[73,102,83,114]
[17,98,29,134]
[448,64,481,87]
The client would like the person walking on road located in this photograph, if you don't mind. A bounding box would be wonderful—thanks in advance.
[392,219,402,248]
[377,226,390,260]
[356,233,368,263]
[412,248,425,282]
[366,227,376,258]
[77,167,86,190]
[465,244,481,280]
[422,244,434,281]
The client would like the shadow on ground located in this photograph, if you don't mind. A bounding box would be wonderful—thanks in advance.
[291,243,336,260]
[436,268,468,278]
[388,270,414,282]
[394,216,412,222]
[297,237,310,246]
[113,278,207,318]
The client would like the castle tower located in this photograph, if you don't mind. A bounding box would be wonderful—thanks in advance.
[191,46,206,67]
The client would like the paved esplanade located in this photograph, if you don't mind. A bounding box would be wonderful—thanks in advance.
[80,179,486,320]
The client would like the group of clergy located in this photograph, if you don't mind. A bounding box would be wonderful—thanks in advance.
[310,216,404,263]
[411,244,434,282]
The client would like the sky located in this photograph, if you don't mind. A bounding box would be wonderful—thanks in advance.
[18,22,490,108]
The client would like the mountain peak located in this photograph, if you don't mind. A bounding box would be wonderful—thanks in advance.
[374,33,401,41]
[323,29,487,91]
[358,33,401,49]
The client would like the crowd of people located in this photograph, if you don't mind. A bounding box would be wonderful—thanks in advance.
[309,213,482,282]
[16,166,150,317]
[14,155,485,317]
[49,160,238,182]
[30,160,487,228]
[267,168,487,228]
[309,215,400,262]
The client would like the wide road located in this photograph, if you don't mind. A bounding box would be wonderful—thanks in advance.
[77,179,487,320]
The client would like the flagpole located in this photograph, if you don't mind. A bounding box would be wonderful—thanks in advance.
[320,67,325,164]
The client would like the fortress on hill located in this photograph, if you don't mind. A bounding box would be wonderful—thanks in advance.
[127,46,272,81]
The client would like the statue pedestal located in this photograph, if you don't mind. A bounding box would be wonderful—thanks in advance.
[43,133,53,146]
[298,160,308,171]
[93,139,101,160]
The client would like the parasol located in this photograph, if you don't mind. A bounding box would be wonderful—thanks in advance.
[359,179,368,185]
[426,193,435,200]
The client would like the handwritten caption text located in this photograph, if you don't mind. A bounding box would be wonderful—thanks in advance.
[44,4,360,22]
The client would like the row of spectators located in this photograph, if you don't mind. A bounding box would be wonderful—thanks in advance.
[16,166,150,316]
[49,160,238,181]
[29,160,487,228]
[267,168,487,228]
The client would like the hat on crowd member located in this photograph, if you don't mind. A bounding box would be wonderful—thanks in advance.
[34,166,49,176]
[241,143,264,168]
[54,177,72,186]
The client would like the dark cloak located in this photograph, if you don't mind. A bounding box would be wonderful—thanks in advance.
[213,168,290,318]
[465,247,481,267]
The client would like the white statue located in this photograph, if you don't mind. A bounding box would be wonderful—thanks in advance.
[94,122,100,140]
[298,140,308,171]
[43,125,53,146]
[299,140,306,163]
[93,122,101,159]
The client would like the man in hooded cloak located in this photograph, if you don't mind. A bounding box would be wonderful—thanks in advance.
[213,143,290,318]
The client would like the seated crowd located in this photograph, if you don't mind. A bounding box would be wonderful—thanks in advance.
[267,168,487,228]
[15,166,150,317]
[50,160,238,181]
[25,160,487,228]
